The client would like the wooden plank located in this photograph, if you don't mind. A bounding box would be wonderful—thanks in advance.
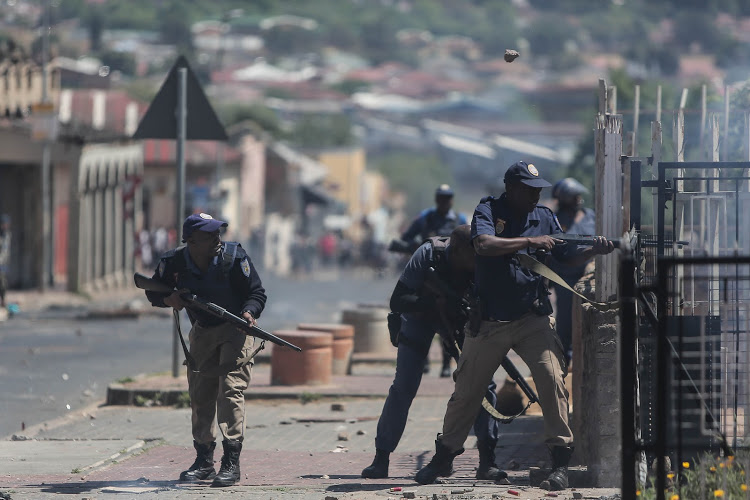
[633,85,640,156]
[723,86,730,161]
[599,79,607,115]
[595,114,622,302]
[610,86,618,114]
[700,84,707,159]
[656,86,662,124]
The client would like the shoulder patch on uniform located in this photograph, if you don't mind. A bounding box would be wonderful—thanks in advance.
[240,257,251,277]
[157,260,165,278]
[495,218,506,235]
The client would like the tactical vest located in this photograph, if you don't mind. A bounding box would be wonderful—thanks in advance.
[169,242,240,279]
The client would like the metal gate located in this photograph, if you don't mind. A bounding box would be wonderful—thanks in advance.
[621,161,750,499]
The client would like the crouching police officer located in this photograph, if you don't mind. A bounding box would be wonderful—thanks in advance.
[145,213,267,487]
[362,225,506,482]
[415,162,613,491]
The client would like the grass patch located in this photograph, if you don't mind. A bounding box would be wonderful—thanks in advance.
[115,376,135,384]
[174,391,191,409]
[299,392,322,405]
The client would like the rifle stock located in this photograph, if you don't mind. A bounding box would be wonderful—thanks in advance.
[133,273,302,352]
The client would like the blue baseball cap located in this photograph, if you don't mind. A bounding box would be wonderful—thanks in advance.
[503,161,552,188]
[182,213,227,242]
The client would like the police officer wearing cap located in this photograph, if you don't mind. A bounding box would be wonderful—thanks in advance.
[415,161,613,491]
[145,213,267,487]
[549,178,596,362]
[400,184,468,376]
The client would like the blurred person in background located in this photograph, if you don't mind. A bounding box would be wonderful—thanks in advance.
[398,184,467,377]
[548,178,596,364]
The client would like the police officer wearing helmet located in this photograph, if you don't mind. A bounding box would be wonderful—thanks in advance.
[415,161,613,491]
[145,213,267,487]
[401,184,468,247]
[400,184,468,377]
[549,178,596,362]
[361,225,504,482]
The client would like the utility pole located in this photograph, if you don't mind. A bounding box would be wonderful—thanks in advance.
[40,0,54,289]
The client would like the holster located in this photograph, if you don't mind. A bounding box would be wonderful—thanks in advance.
[387,312,402,348]
[531,281,554,316]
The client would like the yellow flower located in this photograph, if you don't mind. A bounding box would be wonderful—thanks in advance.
[710,466,717,472]
[671,495,679,500]
[683,462,690,468]
[719,462,725,468]
[714,490,724,497]
[636,491,641,497]
[728,456,735,462]
[667,473,675,479]
[741,484,748,492]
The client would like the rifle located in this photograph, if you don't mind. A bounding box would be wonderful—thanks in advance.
[387,238,419,255]
[134,273,302,352]
[550,233,621,249]
[422,267,539,407]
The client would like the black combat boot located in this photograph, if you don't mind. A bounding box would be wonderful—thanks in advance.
[539,446,574,491]
[211,439,242,487]
[361,449,390,478]
[475,439,509,482]
[179,441,216,482]
[415,434,464,485]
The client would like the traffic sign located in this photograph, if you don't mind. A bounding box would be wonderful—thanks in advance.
[133,55,227,141]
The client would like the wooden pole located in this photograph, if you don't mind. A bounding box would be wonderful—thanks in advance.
[633,85,640,156]
[610,86,618,115]
[656,85,662,124]
[723,85,730,161]
[700,84,707,159]
[595,113,623,302]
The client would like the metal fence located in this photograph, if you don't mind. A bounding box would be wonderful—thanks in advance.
[621,161,750,499]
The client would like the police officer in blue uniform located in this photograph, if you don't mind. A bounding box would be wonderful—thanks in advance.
[362,225,505,482]
[145,213,267,488]
[415,161,613,491]
[401,184,468,377]
[401,184,468,246]
[549,178,597,362]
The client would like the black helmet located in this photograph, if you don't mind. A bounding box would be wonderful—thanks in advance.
[552,178,588,204]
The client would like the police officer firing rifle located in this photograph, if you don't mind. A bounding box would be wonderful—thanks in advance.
[415,161,614,492]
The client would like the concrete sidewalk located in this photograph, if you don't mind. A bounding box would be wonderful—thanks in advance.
[0,282,620,499]
[1,359,621,500]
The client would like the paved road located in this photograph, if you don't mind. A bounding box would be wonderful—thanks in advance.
[0,269,396,439]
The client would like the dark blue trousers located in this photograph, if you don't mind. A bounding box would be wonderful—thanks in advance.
[374,340,499,452]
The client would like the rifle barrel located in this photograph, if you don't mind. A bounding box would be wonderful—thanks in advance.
[552,233,621,249]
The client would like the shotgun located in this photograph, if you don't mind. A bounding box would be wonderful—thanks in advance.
[134,272,302,352]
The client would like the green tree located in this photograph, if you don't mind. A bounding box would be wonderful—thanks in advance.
[97,50,136,75]
[219,103,283,137]
[287,114,354,148]
[158,0,194,56]
[87,6,104,52]
[371,151,454,216]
